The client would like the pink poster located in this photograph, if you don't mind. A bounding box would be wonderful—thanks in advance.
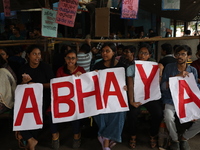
[56,0,79,27]
[3,0,10,17]
[121,0,139,19]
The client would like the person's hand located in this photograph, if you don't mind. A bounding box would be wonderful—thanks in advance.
[158,63,164,72]
[22,73,32,84]
[176,71,189,78]
[130,101,142,108]
[123,85,127,91]
[191,119,197,122]
[85,38,91,46]
[74,71,82,77]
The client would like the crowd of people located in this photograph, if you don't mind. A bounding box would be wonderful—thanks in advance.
[0,23,45,41]
[0,36,200,150]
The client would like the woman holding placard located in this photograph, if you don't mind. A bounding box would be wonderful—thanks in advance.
[92,42,127,150]
[56,49,86,148]
[126,43,163,149]
[17,44,59,150]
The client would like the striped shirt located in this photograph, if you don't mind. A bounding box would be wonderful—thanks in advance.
[77,51,92,72]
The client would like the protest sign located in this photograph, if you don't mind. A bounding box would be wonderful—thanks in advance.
[13,84,43,131]
[42,8,58,37]
[56,0,79,27]
[51,71,104,123]
[121,0,139,19]
[162,0,180,10]
[3,0,10,17]
[51,67,128,123]
[98,68,128,113]
[134,61,161,104]
[13,68,128,129]
[169,73,200,123]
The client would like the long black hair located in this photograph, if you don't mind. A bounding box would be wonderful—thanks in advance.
[63,50,77,75]
[101,42,116,67]
[26,44,42,62]
[26,44,42,55]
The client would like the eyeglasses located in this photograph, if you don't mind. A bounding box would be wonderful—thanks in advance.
[65,57,76,60]
[138,52,149,56]
[175,53,187,57]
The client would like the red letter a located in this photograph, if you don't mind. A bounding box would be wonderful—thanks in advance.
[14,88,43,126]
[103,72,127,108]
[179,80,200,118]
[136,64,158,100]
[52,82,75,118]
[76,75,103,113]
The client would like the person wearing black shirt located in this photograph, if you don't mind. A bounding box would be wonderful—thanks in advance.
[17,45,59,150]
[93,43,127,150]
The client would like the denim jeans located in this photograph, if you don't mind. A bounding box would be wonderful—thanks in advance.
[94,111,126,142]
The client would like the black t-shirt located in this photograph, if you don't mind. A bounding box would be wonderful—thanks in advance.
[18,61,54,111]
[93,60,126,70]
[159,56,176,68]
[18,61,54,84]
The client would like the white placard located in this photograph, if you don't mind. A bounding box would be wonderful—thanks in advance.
[134,61,161,104]
[169,73,200,123]
[13,84,43,131]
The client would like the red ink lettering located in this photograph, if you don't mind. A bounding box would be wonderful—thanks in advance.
[52,82,75,118]
[103,72,127,108]
[76,75,103,113]
[178,80,200,118]
[14,88,42,126]
[136,64,158,100]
